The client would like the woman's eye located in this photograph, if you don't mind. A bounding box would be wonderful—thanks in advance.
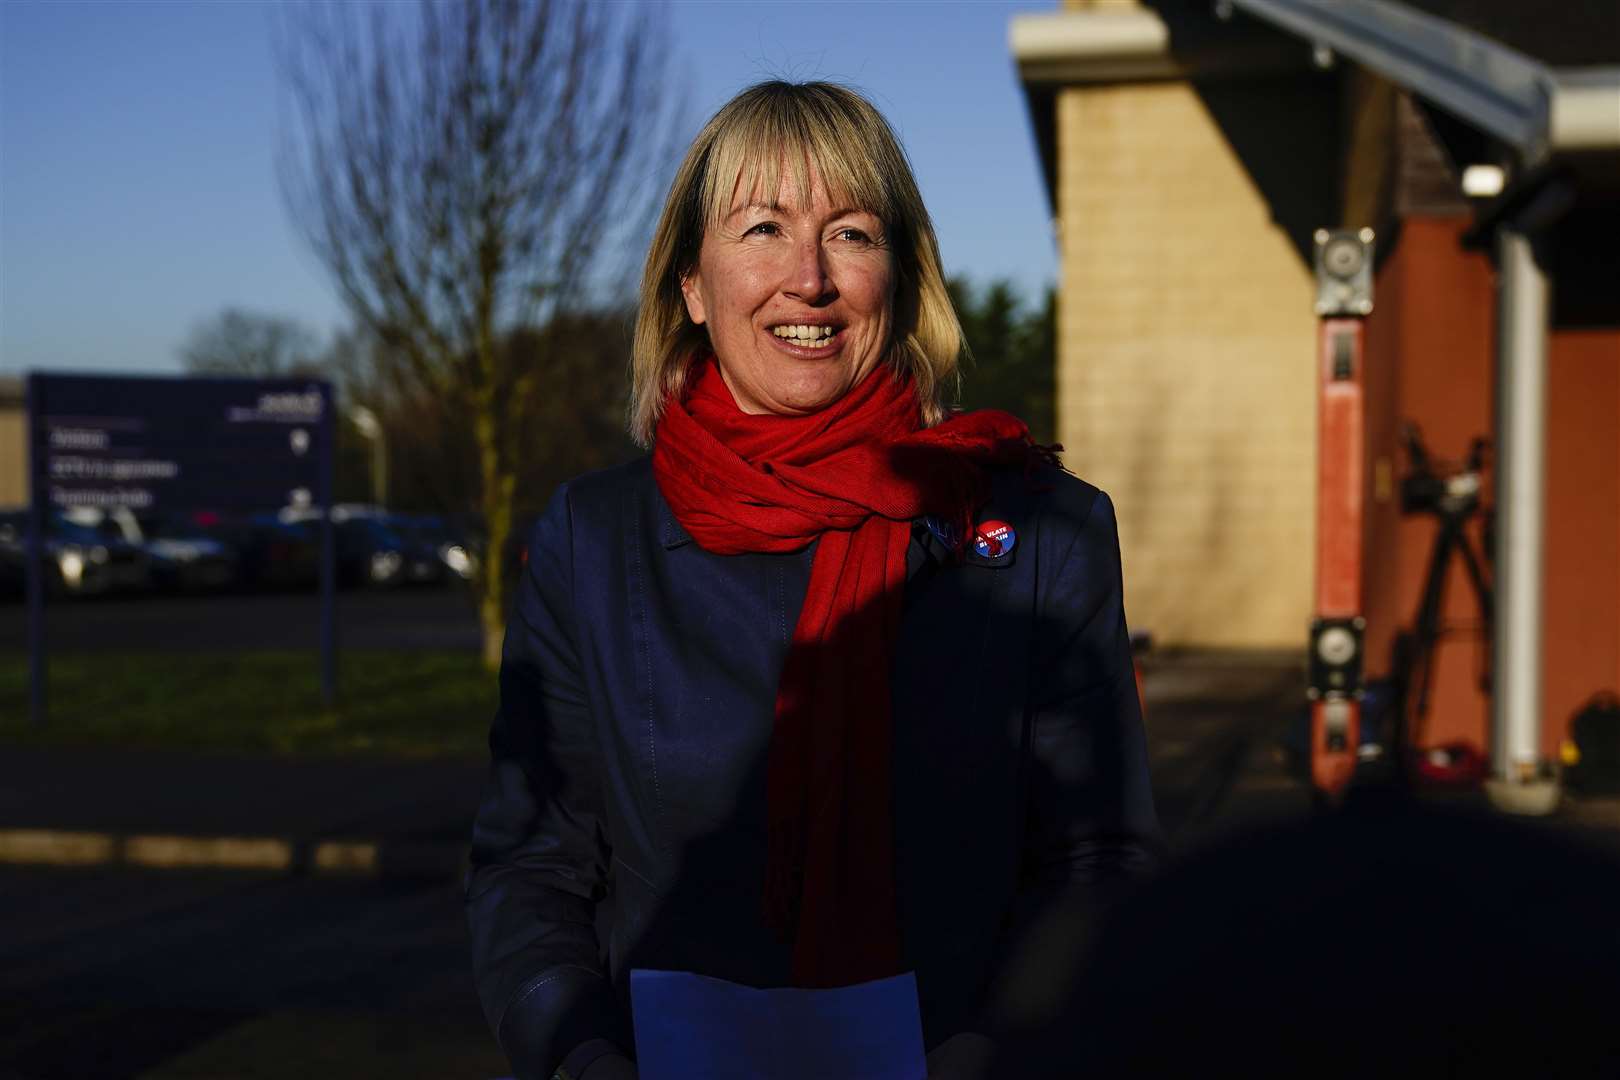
[835,227,871,244]
[745,222,780,237]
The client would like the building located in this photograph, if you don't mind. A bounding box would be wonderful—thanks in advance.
[0,377,24,506]
[1013,0,1619,776]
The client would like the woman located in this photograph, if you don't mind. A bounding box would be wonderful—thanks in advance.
[467,81,1159,1080]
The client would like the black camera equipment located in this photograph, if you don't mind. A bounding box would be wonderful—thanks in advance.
[1386,421,1496,780]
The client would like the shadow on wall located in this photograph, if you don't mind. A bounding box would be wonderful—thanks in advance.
[1143,0,1345,269]
[1185,71,1345,270]
[1546,204,1620,330]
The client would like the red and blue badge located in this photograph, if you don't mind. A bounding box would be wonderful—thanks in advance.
[973,519,1016,560]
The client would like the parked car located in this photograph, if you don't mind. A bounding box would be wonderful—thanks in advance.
[391,514,477,582]
[0,511,24,597]
[134,512,240,592]
[227,513,322,591]
[334,516,442,588]
[0,509,151,596]
[61,505,142,543]
[62,505,239,594]
[281,505,462,588]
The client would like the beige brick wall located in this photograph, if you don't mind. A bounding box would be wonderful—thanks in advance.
[1055,82,1317,648]
[0,407,25,506]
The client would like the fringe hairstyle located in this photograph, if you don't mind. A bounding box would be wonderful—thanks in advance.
[629,81,962,446]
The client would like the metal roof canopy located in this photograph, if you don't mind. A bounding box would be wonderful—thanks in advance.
[1225,0,1620,161]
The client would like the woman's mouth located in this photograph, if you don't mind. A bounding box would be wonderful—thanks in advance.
[766,323,845,356]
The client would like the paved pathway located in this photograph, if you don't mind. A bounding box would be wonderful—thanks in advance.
[0,586,483,653]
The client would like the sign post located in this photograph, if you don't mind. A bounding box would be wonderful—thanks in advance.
[24,376,46,729]
[24,373,338,724]
[318,385,337,707]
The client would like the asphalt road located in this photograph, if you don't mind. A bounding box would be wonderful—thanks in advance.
[0,586,484,654]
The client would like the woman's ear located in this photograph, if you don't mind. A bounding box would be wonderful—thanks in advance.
[679,269,707,326]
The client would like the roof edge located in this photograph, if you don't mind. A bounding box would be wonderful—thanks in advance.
[1010,10,1184,85]
[1228,0,1620,160]
[1008,7,1315,213]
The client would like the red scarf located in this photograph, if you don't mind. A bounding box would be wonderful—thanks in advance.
[652,359,1037,987]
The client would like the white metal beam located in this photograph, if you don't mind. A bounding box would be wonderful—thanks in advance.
[1550,68,1620,151]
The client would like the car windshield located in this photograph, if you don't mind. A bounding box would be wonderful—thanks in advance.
[339,519,399,545]
[49,515,103,544]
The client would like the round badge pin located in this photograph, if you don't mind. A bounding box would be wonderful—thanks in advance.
[973,519,1015,559]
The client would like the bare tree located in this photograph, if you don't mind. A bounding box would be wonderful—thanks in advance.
[179,308,323,377]
[321,313,635,535]
[277,0,679,667]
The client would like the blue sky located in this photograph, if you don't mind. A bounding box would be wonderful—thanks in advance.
[1,0,1058,376]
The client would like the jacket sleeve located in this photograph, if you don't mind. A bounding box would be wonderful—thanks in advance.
[976,486,1162,1042]
[466,484,630,1079]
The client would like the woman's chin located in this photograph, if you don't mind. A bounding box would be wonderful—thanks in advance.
[720,355,872,417]
[756,384,850,416]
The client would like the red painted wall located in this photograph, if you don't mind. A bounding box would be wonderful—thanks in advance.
[1362,218,1494,752]
[1543,329,1620,755]
[1361,217,1620,759]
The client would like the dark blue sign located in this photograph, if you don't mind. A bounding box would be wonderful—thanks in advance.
[23,372,339,726]
[27,373,333,514]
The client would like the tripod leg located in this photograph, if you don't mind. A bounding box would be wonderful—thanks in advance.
[1411,517,1460,747]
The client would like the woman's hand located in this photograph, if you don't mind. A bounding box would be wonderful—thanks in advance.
[926,1032,995,1080]
[578,1051,637,1080]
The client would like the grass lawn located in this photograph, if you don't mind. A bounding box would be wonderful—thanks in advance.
[0,651,496,758]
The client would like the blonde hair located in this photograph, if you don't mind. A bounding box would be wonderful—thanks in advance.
[629,81,962,446]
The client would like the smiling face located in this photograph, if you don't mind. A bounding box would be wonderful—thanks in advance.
[680,167,895,417]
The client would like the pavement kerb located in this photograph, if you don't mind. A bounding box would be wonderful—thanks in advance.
[0,828,470,881]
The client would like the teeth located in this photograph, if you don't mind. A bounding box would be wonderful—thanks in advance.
[771,324,837,342]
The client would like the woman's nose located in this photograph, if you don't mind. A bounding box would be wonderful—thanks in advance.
[781,237,834,303]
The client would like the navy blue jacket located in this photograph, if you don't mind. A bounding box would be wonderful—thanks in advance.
[466,455,1160,1078]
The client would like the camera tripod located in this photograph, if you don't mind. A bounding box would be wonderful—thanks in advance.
[1383,422,1495,782]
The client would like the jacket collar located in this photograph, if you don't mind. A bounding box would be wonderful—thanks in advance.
[657,492,694,550]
